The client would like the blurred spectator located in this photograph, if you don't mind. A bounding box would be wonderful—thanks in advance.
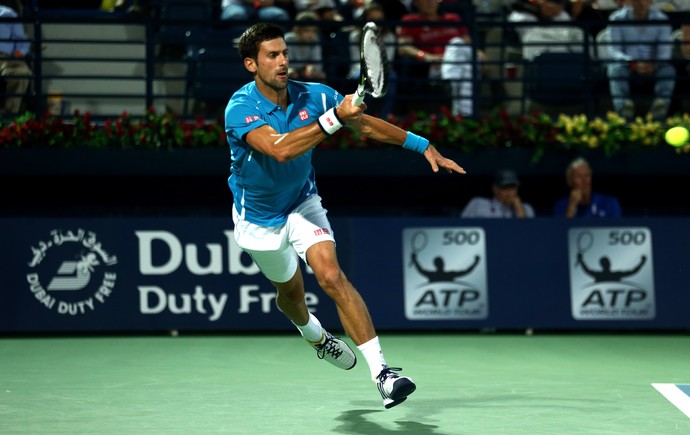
[309,0,344,22]
[220,0,291,22]
[333,0,364,20]
[0,0,31,116]
[307,0,352,90]
[553,157,622,218]
[682,21,690,60]
[285,11,326,81]
[348,2,397,117]
[397,0,487,117]
[652,0,690,64]
[508,0,586,62]
[606,0,675,119]
[377,0,410,20]
[469,0,513,15]
[461,170,535,218]
[567,0,606,38]
[294,0,343,18]
[596,0,626,10]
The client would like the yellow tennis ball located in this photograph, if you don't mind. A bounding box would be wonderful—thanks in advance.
[665,126,689,147]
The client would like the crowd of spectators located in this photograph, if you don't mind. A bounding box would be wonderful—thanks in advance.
[2,0,689,120]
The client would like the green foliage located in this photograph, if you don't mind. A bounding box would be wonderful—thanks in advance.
[0,108,227,149]
[2,107,689,160]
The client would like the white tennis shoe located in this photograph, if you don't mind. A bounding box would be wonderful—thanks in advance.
[376,366,416,409]
[308,331,357,370]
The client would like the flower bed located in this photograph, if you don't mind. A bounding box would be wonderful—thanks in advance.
[1,107,689,162]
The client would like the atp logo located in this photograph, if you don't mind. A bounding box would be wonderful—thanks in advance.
[26,229,118,315]
[568,227,655,320]
[402,227,489,320]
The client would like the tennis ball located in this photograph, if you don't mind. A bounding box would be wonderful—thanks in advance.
[664,126,689,147]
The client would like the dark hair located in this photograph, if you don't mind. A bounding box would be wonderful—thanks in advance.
[238,23,285,60]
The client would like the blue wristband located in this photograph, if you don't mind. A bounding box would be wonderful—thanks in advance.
[403,131,429,154]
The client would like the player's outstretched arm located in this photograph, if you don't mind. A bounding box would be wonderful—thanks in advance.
[245,94,365,162]
[357,114,466,175]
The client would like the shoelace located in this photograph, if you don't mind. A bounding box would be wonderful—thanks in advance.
[315,336,344,360]
[376,366,403,383]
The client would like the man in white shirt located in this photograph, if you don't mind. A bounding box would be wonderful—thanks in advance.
[606,0,675,119]
[461,170,535,218]
[508,0,585,61]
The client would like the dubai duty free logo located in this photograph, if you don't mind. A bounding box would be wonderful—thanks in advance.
[568,227,655,320]
[26,229,118,315]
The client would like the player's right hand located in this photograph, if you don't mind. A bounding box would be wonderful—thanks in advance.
[336,94,366,123]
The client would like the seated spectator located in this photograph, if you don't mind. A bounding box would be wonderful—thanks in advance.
[553,157,622,218]
[0,0,31,116]
[397,0,487,117]
[285,11,326,82]
[220,0,291,23]
[605,0,675,119]
[348,2,398,117]
[508,0,586,62]
[461,170,535,218]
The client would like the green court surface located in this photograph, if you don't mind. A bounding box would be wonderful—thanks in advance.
[1,333,689,434]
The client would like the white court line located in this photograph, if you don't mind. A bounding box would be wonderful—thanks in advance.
[652,383,690,419]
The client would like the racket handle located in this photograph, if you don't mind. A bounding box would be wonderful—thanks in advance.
[352,84,365,106]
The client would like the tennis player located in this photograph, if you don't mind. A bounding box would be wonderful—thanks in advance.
[225,23,465,409]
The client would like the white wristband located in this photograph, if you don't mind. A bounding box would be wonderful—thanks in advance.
[317,107,343,136]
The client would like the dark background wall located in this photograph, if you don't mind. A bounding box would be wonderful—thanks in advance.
[2,148,688,219]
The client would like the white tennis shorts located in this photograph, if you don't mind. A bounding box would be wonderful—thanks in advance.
[232,194,335,283]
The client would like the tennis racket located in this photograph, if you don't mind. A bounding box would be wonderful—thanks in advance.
[409,231,428,266]
[352,22,389,106]
[575,230,593,267]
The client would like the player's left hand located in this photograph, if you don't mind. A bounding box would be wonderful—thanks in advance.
[423,145,466,174]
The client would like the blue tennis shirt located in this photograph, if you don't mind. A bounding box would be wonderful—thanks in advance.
[225,80,343,226]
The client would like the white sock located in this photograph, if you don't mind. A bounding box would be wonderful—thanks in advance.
[357,336,387,381]
[293,313,324,343]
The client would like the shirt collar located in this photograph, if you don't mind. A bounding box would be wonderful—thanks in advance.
[249,81,295,114]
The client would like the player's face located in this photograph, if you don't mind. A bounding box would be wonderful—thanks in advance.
[249,38,289,92]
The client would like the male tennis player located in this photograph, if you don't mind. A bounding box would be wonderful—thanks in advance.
[225,23,465,409]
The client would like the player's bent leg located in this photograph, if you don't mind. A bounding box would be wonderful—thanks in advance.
[306,241,377,346]
[273,271,357,371]
[273,267,309,326]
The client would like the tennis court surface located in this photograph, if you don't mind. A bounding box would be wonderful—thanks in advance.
[1,332,689,434]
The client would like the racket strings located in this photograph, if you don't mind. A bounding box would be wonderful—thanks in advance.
[361,30,388,97]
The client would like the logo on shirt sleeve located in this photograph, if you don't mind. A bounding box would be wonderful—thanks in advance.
[299,110,309,121]
[244,115,260,124]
